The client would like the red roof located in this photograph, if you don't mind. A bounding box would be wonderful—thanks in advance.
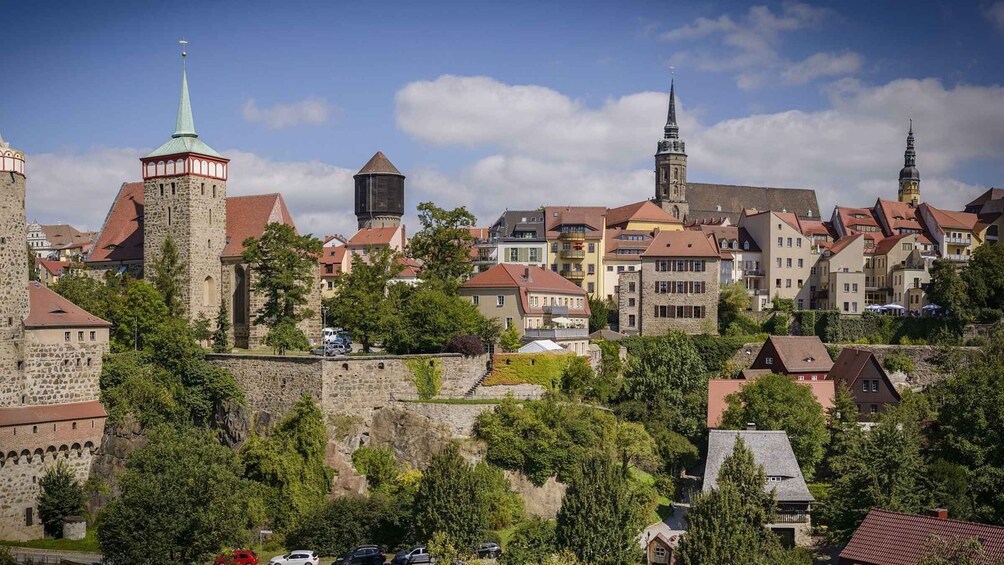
[840,509,1004,565]
[223,194,296,258]
[347,226,402,247]
[35,259,71,277]
[828,233,863,255]
[25,283,111,328]
[0,400,107,427]
[464,264,586,295]
[544,206,606,240]
[641,230,720,258]
[875,199,926,235]
[606,200,680,229]
[87,182,145,263]
[921,203,979,232]
[872,233,932,256]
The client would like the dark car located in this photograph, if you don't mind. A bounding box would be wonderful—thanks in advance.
[215,549,259,565]
[476,542,501,559]
[391,546,431,564]
[334,545,385,565]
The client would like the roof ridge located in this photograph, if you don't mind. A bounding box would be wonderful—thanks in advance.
[870,508,1004,529]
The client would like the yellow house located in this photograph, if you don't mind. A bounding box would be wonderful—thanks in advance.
[918,203,981,265]
[606,200,684,232]
[544,206,607,296]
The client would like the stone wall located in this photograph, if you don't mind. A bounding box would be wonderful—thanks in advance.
[207,355,324,421]
[0,449,96,541]
[472,384,546,400]
[21,328,109,406]
[637,259,719,336]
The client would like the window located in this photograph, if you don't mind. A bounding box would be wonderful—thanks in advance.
[509,248,519,262]
[628,315,636,327]
[588,243,595,253]
[472,296,479,305]
[212,185,217,198]
[777,237,783,248]
[797,279,803,288]
[786,279,792,288]
[871,380,879,392]
[844,283,850,293]
[588,264,595,274]
[64,331,70,342]
[797,298,804,309]
[811,267,817,275]
[496,295,505,307]
[776,258,782,268]
[765,357,774,365]
[529,248,539,262]
[159,184,164,197]
[25,508,33,527]
[505,317,513,329]
[77,331,83,341]
[551,264,558,272]
[786,258,792,268]
[171,182,176,195]
[628,282,636,292]
[787,237,792,247]
[852,283,859,293]
[201,182,205,195]
[797,258,804,268]
[844,301,850,312]
[776,278,782,288]
[628,298,635,307]
[587,282,595,293]
[607,265,614,272]
[797,239,802,248]
[870,404,879,415]
[617,266,624,273]
[862,381,869,392]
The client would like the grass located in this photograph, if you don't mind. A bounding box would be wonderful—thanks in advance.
[629,466,674,523]
[1,528,100,553]
[400,398,506,405]
[227,347,312,357]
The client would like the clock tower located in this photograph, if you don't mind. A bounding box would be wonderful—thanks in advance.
[654,79,688,221]
[897,120,920,205]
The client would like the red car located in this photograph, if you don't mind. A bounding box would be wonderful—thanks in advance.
[215,550,259,565]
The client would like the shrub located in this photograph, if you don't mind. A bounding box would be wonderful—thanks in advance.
[406,358,443,400]
[443,335,485,356]
[37,461,86,538]
[883,353,915,375]
[483,353,574,388]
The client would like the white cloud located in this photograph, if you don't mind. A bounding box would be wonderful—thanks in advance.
[662,3,860,89]
[396,74,1004,224]
[242,97,334,130]
[984,1,1004,33]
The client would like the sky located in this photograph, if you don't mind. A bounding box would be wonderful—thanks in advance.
[3,0,1004,237]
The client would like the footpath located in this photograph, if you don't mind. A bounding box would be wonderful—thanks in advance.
[4,546,102,565]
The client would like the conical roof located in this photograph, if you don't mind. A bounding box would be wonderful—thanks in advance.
[173,57,197,138]
[356,151,403,176]
[145,53,222,159]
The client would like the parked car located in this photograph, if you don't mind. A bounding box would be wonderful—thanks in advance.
[322,327,339,344]
[310,342,350,356]
[334,545,385,565]
[269,551,318,565]
[215,549,259,565]
[391,546,431,564]
[336,330,353,345]
[476,542,501,559]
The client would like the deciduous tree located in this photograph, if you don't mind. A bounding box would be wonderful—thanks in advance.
[407,202,477,289]
[412,443,491,551]
[588,295,608,333]
[927,258,970,321]
[327,246,404,352]
[37,461,86,538]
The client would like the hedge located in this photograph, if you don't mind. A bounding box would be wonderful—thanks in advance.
[792,310,962,345]
[483,352,574,388]
[620,334,764,374]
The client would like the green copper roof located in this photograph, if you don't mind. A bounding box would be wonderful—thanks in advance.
[145,56,221,159]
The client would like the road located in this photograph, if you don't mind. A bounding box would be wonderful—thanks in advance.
[6,546,102,565]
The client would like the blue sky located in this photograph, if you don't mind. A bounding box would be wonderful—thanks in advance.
[3,0,1004,235]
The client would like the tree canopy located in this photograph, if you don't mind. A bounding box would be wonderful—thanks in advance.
[150,235,186,317]
[326,246,403,352]
[37,461,86,538]
[412,443,492,551]
[407,202,478,289]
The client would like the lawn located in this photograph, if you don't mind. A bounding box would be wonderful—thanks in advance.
[1,528,100,553]
[629,466,674,523]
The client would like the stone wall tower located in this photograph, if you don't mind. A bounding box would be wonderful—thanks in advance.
[0,132,29,401]
[354,151,405,229]
[898,120,920,205]
[655,79,688,221]
[141,49,228,322]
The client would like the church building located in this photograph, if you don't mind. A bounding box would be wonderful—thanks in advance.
[85,51,320,348]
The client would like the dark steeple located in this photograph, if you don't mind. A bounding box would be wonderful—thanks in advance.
[658,78,686,156]
[899,119,919,182]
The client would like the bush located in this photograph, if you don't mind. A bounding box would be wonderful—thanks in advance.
[484,353,574,388]
[265,320,310,354]
[406,358,443,400]
[443,335,485,356]
[37,461,86,538]
[883,353,915,374]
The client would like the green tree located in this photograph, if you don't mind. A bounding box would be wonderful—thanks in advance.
[718,282,751,333]
[500,324,522,353]
[383,285,488,354]
[614,421,659,471]
[150,235,186,317]
[37,461,86,538]
[285,495,402,558]
[264,319,310,355]
[559,356,596,400]
[327,246,404,352]
[588,295,608,333]
[412,443,490,551]
[501,518,557,565]
[927,258,970,321]
[555,454,643,565]
[721,373,828,478]
[407,202,477,288]
[27,245,38,282]
[53,275,114,321]
[192,313,212,347]
[242,222,322,349]
[241,395,333,531]
[352,446,401,493]
[109,280,169,351]
[212,300,231,353]
[961,243,1004,316]
[473,462,525,530]
[823,418,928,543]
[98,427,259,565]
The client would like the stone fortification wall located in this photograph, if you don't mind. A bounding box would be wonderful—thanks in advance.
[472,384,546,400]
[0,447,98,541]
[207,355,324,420]
[21,328,109,406]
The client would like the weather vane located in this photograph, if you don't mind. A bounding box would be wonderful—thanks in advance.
[179,38,188,58]
[670,65,675,77]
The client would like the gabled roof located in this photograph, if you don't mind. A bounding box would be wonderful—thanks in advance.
[965,188,1004,211]
[875,199,926,236]
[319,246,346,274]
[694,225,761,253]
[544,206,606,238]
[604,228,654,260]
[606,200,681,228]
[86,182,145,264]
[764,336,833,373]
[0,400,107,427]
[346,226,403,247]
[704,430,814,503]
[642,230,720,258]
[872,233,932,256]
[489,210,547,241]
[828,348,901,402]
[463,264,585,295]
[920,203,979,232]
[687,183,821,224]
[839,509,1004,565]
[827,233,863,256]
[223,193,296,258]
[35,259,71,277]
[356,151,403,176]
[25,282,111,328]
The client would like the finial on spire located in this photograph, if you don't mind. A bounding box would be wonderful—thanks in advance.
[180,38,188,58]
[173,40,197,139]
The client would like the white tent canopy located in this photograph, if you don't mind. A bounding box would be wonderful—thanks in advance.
[865,304,885,311]
[518,339,567,354]
[883,304,906,310]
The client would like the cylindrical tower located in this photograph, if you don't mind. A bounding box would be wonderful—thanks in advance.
[0,134,29,328]
[354,151,405,229]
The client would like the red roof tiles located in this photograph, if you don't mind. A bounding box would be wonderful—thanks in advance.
[25,283,111,328]
[641,230,720,258]
[223,194,296,258]
[0,400,107,427]
[606,200,680,229]
[463,264,587,295]
[839,509,1004,565]
[347,226,403,247]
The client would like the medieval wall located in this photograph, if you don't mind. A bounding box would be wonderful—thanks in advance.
[21,328,109,406]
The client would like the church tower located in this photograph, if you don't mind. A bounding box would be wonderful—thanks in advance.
[0,132,29,379]
[141,47,228,322]
[898,120,920,205]
[654,79,688,221]
[354,151,405,229]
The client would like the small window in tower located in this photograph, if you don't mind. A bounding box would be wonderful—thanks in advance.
[208,239,211,249]
[201,183,205,195]
[160,184,164,197]
[213,185,217,198]
[168,207,172,226]
[171,182,176,195]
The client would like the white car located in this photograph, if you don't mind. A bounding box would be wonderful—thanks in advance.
[269,551,318,565]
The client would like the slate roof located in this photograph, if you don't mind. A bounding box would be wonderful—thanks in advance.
[0,400,107,427]
[489,210,547,241]
[687,183,821,224]
[704,430,814,503]
[964,188,1004,213]
[839,509,1004,565]
[356,151,403,176]
[25,282,111,328]
[693,225,761,253]
[641,230,720,258]
[764,336,833,373]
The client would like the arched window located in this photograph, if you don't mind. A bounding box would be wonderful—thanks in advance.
[157,161,166,176]
[167,160,175,175]
[147,162,156,177]
[203,276,216,307]
[177,159,185,174]
[233,266,247,325]
[672,206,680,219]
[673,167,679,181]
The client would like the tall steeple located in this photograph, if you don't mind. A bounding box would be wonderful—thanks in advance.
[655,76,688,220]
[898,119,920,205]
[173,46,197,138]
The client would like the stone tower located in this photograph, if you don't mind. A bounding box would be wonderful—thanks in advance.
[655,79,688,221]
[0,131,29,404]
[141,49,228,322]
[898,120,920,205]
[354,151,405,229]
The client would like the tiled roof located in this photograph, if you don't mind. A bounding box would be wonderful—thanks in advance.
[0,400,107,427]
[38,224,94,249]
[604,228,654,260]
[694,225,762,253]
[921,203,979,232]
[965,188,1004,211]
[35,259,71,277]
[356,151,403,176]
[766,336,833,373]
[707,378,834,428]
[828,233,862,256]
[839,508,1004,565]
[875,199,926,235]
[319,246,346,276]
[687,183,821,224]
[703,430,814,503]
[641,230,720,258]
[872,233,932,256]
[606,200,680,228]
[544,206,607,239]
[223,194,296,258]
[828,348,901,402]
[86,182,145,264]
[463,264,586,295]
[346,226,403,247]
[25,282,111,328]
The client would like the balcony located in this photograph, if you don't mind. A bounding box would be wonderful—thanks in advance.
[543,305,568,315]
[560,248,586,259]
[944,253,970,263]
[523,327,589,341]
[771,512,811,524]
[560,269,586,281]
[945,236,971,245]
[559,231,586,241]
[743,269,765,277]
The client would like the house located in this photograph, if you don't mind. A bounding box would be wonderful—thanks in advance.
[639,510,686,565]
[818,233,866,314]
[459,264,591,355]
[34,259,72,287]
[475,210,549,274]
[827,348,902,420]
[692,224,763,297]
[704,430,814,547]
[839,508,1004,565]
[544,206,607,295]
[618,230,720,336]
[319,243,347,298]
[918,203,980,264]
[706,378,834,428]
[738,210,821,311]
[26,222,96,259]
[868,233,936,309]
[602,228,654,302]
[749,336,833,380]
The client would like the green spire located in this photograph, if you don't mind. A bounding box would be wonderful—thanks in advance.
[173,53,197,138]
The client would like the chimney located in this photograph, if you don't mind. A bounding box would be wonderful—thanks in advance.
[523,267,532,283]
[928,508,948,520]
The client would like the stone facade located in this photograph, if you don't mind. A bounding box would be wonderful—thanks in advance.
[143,174,227,323]
[0,167,29,398]
[20,328,109,406]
